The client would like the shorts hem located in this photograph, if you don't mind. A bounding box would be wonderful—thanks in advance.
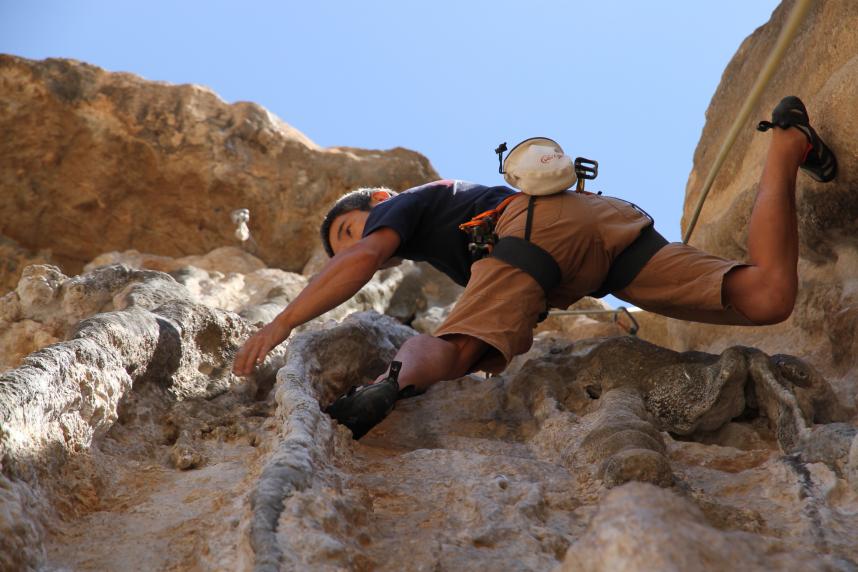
[434,327,512,374]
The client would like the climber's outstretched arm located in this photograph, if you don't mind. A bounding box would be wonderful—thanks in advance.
[232,227,400,376]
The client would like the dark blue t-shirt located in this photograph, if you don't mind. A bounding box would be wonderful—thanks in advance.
[362,179,517,286]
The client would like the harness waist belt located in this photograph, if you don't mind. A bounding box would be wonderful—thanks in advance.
[492,236,562,294]
[591,224,668,298]
[490,224,668,298]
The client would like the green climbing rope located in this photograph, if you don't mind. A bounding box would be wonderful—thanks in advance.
[683,0,814,245]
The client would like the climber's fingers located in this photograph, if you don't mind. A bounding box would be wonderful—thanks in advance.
[234,341,248,375]
[233,331,268,376]
[232,321,292,377]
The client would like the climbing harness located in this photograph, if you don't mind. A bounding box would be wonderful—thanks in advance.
[460,140,667,302]
[683,0,813,244]
[491,195,562,295]
[458,193,519,262]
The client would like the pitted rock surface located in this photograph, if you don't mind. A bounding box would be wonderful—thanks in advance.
[0,247,415,373]
[3,3,858,569]
[558,482,827,571]
[2,294,857,569]
[577,388,673,488]
[0,234,51,294]
[237,319,855,569]
[0,263,194,372]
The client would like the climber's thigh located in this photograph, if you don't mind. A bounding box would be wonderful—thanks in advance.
[435,257,545,374]
[614,242,754,325]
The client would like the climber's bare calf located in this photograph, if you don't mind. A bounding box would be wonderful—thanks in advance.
[375,333,488,392]
[722,127,807,324]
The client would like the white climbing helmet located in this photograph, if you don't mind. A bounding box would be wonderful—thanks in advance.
[502,137,577,196]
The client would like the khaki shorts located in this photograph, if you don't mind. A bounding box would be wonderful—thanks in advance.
[434,191,750,373]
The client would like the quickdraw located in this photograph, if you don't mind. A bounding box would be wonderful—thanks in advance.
[458,194,518,261]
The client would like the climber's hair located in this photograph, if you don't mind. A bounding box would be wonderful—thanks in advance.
[320,187,397,257]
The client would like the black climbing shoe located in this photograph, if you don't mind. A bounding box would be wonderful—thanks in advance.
[325,362,402,439]
[397,384,425,400]
[757,95,837,183]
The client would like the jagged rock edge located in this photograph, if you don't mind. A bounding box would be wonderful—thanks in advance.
[0,300,256,570]
[247,312,415,570]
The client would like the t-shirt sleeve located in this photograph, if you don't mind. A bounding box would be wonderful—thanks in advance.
[361,192,426,249]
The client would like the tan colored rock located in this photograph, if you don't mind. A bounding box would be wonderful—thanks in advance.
[0,263,197,371]
[576,387,672,488]
[558,482,826,571]
[2,302,855,569]
[0,234,51,295]
[0,474,46,572]
[386,261,465,333]
[535,297,630,341]
[0,55,438,275]
[675,0,858,409]
[86,246,267,275]
[0,319,61,371]
[0,246,415,372]
[87,247,303,314]
[628,309,678,349]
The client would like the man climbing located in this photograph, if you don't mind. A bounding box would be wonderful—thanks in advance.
[232,96,837,438]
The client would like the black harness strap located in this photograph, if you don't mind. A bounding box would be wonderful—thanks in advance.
[589,224,668,298]
[492,236,562,294]
[492,195,562,295]
[488,195,668,300]
[524,195,536,241]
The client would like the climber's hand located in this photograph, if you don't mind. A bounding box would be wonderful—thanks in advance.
[232,319,292,376]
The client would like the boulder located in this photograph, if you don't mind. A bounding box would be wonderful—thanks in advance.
[673,0,858,409]
[0,235,51,294]
[558,482,826,571]
[0,55,438,278]
[0,248,413,372]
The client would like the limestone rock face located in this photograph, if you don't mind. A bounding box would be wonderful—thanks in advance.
[0,263,194,372]
[2,272,857,570]
[0,55,438,277]
[672,0,858,407]
[5,8,858,567]
[218,320,858,569]
[536,296,631,340]
[0,235,50,294]
[386,261,465,334]
[559,483,825,572]
[0,246,411,372]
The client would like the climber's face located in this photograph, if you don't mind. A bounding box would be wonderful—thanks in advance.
[328,208,372,255]
[328,190,393,255]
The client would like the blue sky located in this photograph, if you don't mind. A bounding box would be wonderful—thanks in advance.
[2,1,779,276]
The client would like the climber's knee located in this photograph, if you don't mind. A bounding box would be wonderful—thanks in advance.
[439,334,489,378]
[724,266,797,325]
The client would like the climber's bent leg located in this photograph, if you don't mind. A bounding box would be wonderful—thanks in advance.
[384,333,488,392]
[721,127,807,324]
[433,257,546,374]
[614,243,750,325]
[617,127,807,326]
